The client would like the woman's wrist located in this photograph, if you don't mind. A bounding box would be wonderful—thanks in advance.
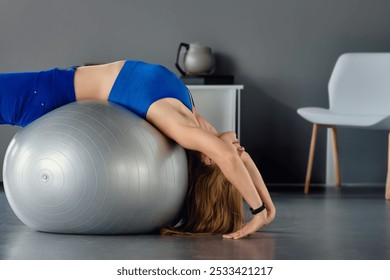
[249,203,266,215]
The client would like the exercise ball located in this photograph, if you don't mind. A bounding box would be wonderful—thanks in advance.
[3,101,188,234]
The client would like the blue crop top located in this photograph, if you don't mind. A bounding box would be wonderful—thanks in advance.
[108,60,193,119]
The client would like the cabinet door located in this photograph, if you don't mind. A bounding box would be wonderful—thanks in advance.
[188,87,238,135]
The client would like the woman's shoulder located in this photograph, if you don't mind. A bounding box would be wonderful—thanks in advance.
[147,98,198,127]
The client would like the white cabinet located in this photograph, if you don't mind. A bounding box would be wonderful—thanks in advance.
[187,85,243,138]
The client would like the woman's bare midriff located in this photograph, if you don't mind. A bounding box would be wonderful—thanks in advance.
[74,60,125,101]
[74,60,202,129]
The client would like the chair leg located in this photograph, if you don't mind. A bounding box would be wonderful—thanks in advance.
[304,124,318,194]
[386,132,390,200]
[331,126,341,187]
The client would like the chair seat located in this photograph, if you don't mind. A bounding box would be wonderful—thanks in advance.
[297,107,390,129]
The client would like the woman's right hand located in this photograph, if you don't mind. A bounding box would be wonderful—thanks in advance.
[223,210,268,240]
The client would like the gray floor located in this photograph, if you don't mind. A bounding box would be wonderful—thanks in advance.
[1,184,389,260]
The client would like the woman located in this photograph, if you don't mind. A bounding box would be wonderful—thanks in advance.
[0,60,275,239]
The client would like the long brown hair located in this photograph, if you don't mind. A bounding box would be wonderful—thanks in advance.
[161,150,244,235]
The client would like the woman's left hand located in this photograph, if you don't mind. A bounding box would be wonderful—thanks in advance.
[222,210,267,240]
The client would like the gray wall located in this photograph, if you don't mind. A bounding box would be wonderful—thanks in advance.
[1,0,390,186]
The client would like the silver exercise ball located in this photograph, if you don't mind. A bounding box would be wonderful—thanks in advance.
[3,101,188,234]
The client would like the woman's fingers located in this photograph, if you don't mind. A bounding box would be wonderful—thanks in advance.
[223,213,267,240]
[223,226,254,239]
[223,229,247,239]
[223,224,260,240]
[237,146,245,157]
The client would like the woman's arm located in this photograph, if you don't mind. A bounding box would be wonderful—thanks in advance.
[222,149,276,239]
[192,107,218,135]
[169,125,265,212]
[240,151,276,225]
[147,105,268,239]
[193,107,274,216]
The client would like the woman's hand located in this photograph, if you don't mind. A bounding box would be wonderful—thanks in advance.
[223,210,268,240]
[223,205,276,239]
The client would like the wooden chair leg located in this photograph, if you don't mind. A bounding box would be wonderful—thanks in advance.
[304,124,318,194]
[331,126,341,187]
[386,132,390,200]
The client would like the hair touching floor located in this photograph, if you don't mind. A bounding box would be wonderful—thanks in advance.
[161,150,244,236]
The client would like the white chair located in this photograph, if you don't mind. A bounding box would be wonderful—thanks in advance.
[297,53,390,200]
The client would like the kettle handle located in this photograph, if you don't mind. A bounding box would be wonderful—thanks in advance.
[175,42,189,76]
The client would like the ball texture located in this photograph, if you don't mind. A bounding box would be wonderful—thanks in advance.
[3,101,187,234]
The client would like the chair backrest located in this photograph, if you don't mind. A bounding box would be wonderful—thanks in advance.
[329,53,390,114]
